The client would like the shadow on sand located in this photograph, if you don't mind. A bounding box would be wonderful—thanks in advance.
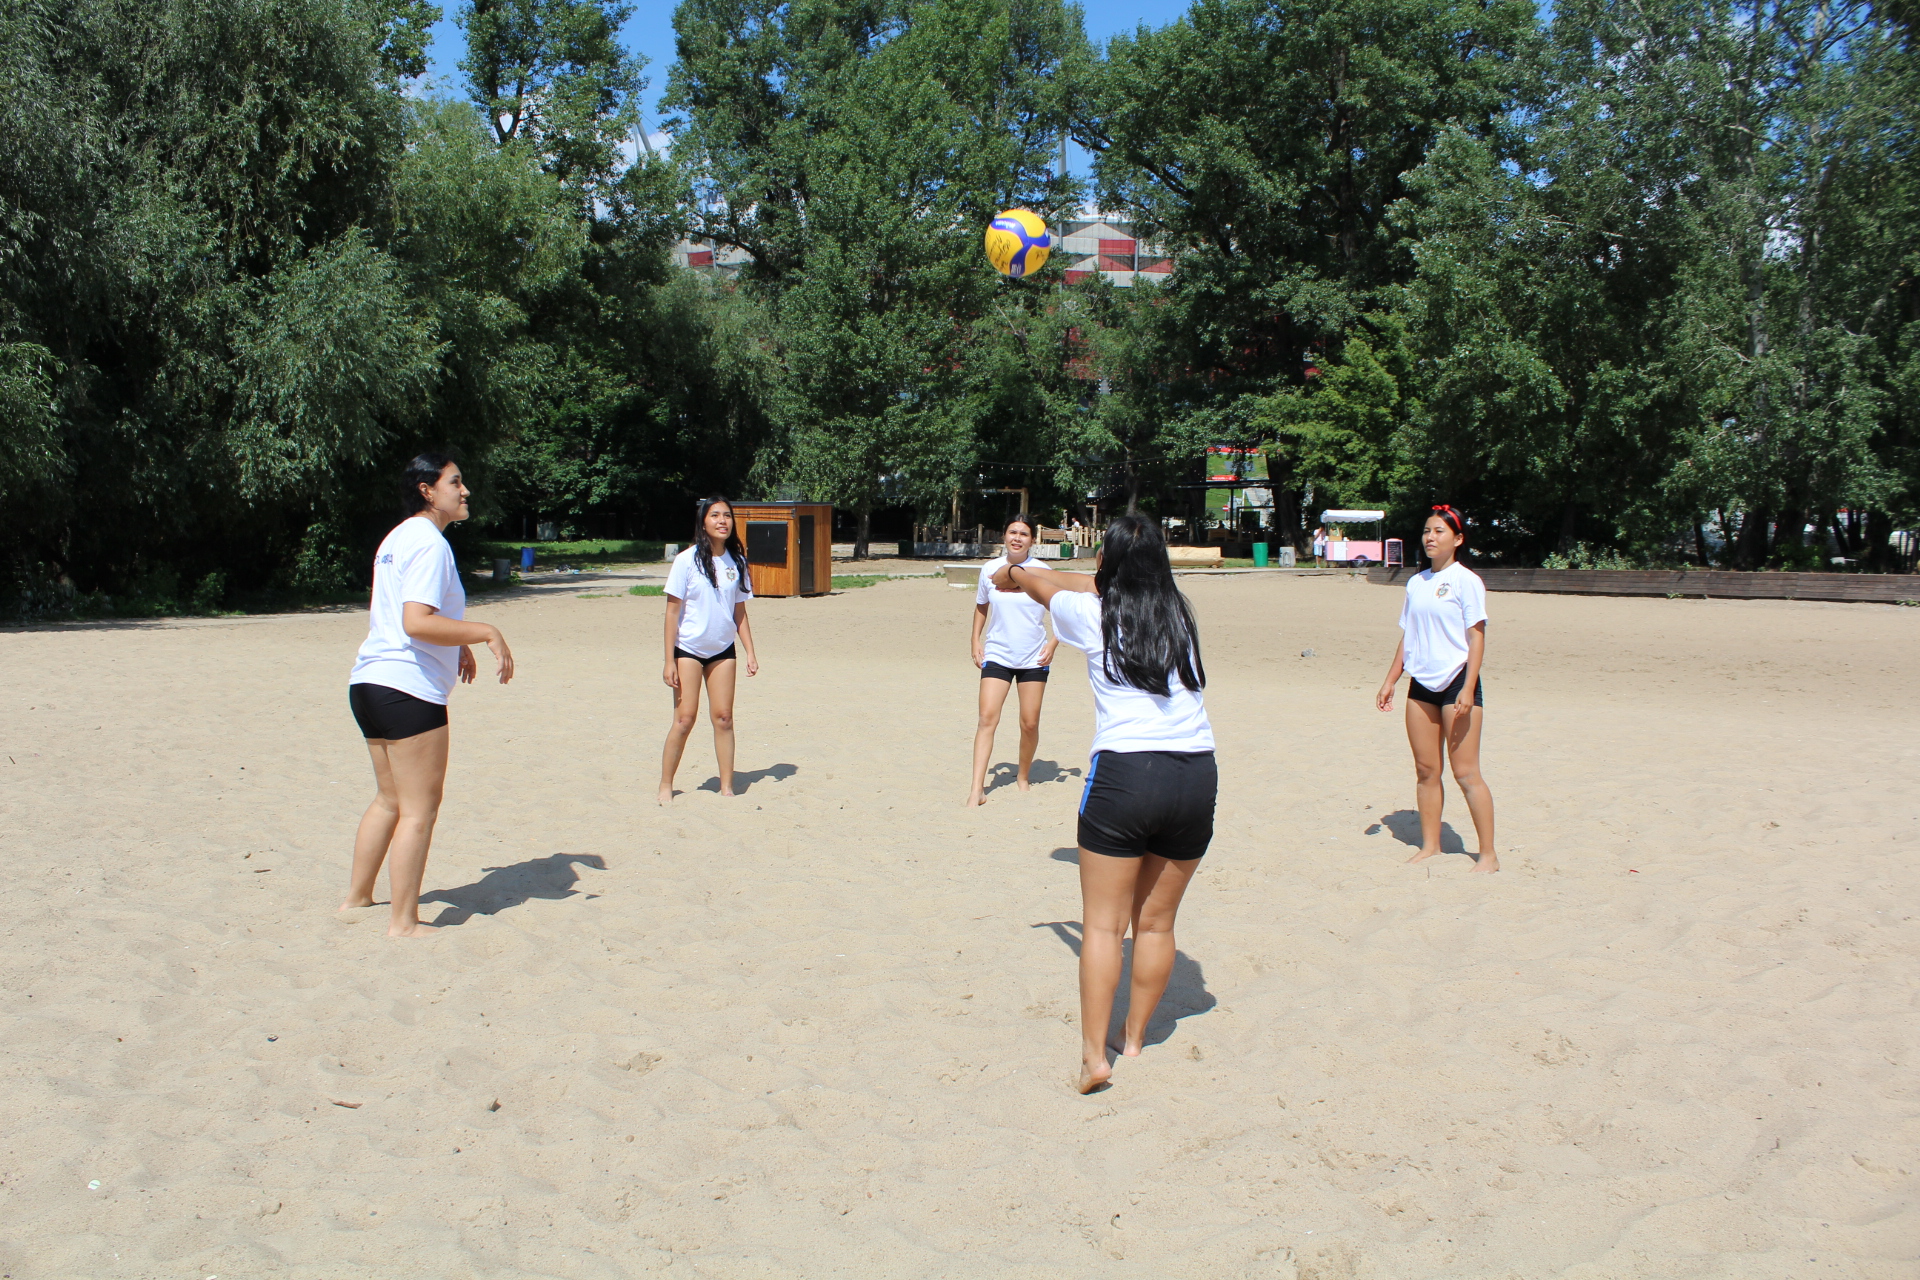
[697,762,799,794]
[1031,921,1216,1051]
[1369,809,1468,855]
[983,759,1082,797]
[421,852,607,926]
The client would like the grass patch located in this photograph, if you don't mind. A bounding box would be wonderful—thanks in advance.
[473,538,665,565]
[576,592,617,599]
[629,583,665,596]
[831,574,889,590]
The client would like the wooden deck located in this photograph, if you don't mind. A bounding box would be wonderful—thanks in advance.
[1366,565,1920,605]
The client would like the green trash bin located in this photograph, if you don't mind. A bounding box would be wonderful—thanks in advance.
[1252,542,1269,567]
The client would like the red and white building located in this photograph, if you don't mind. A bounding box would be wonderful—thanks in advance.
[670,214,1172,284]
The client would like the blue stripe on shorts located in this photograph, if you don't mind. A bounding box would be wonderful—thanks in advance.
[1079,752,1102,815]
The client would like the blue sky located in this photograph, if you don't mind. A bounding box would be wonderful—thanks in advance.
[419,0,1196,142]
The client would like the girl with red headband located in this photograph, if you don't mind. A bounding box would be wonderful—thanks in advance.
[1374,505,1498,872]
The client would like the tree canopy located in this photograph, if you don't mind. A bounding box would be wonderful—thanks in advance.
[3,0,1914,613]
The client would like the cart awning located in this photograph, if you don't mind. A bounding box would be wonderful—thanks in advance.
[1320,509,1384,522]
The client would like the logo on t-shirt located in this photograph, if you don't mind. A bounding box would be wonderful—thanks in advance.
[1435,583,1451,599]
[721,566,737,584]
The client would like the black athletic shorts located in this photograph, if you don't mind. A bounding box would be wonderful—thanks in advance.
[980,661,1050,684]
[1076,750,1217,861]
[349,682,448,741]
[1409,668,1484,708]
[674,643,736,668]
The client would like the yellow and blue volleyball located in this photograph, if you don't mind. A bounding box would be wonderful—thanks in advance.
[984,208,1051,278]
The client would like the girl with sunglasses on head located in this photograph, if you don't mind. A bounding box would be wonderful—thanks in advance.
[659,496,759,804]
[1374,505,1498,872]
[967,514,1058,807]
[993,515,1216,1092]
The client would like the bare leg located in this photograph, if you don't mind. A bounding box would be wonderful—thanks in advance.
[1075,852,1190,1090]
[381,726,449,937]
[967,677,1013,806]
[1404,698,1446,862]
[342,738,399,909]
[704,659,739,795]
[658,658,706,804]
[1120,855,1201,1055]
[1014,680,1045,790]
[1444,702,1498,872]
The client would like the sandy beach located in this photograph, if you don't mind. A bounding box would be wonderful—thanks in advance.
[2,571,1915,1278]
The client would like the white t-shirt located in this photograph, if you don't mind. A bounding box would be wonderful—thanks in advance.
[1398,561,1489,689]
[349,516,466,704]
[665,546,752,658]
[1050,590,1214,758]
[975,553,1053,669]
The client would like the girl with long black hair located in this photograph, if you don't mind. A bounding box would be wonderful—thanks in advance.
[344,453,515,936]
[1374,504,1497,872]
[993,514,1216,1093]
[659,496,758,804]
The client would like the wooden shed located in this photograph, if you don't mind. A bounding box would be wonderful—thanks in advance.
[732,502,833,597]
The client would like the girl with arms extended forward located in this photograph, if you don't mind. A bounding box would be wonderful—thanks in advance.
[994,515,1216,1093]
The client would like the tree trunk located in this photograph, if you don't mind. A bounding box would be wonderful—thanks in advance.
[1693,520,1712,567]
[1734,509,1771,568]
[1865,509,1895,572]
[854,501,871,560]
[1556,502,1580,556]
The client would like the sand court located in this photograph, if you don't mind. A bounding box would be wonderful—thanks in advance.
[1,575,1915,1278]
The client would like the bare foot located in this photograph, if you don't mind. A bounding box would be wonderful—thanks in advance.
[964,790,984,808]
[1471,850,1501,874]
[1016,775,1032,792]
[657,785,674,806]
[1120,1036,1143,1058]
[1405,846,1441,864]
[338,896,378,911]
[386,919,443,938]
[1077,1056,1112,1094]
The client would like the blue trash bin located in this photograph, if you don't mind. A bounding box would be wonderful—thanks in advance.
[520,546,535,570]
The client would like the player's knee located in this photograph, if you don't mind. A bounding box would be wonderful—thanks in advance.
[1133,911,1177,938]
[1019,714,1040,735]
[1414,761,1442,785]
[711,711,733,731]
[1451,765,1482,789]
[976,711,1000,732]
[672,710,698,733]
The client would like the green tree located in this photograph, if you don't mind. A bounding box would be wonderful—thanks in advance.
[1073,0,1540,547]
[460,0,648,190]
[667,0,1083,553]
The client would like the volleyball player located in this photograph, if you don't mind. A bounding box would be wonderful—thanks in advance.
[344,453,515,937]
[1374,504,1498,872]
[659,496,758,803]
[967,515,1057,806]
[994,515,1216,1093]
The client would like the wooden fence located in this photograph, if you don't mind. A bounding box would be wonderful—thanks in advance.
[1366,565,1920,605]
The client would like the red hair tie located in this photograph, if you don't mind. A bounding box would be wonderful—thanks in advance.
[1430,504,1464,534]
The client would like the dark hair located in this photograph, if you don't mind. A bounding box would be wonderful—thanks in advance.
[1005,513,1039,540]
[401,452,459,514]
[693,496,749,589]
[1429,504,1466,539]
[1093,515,1205,696]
